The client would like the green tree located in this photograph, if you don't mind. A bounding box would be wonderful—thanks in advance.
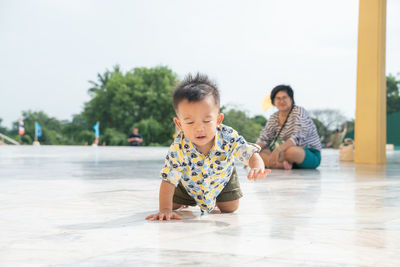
[102,128,127,146]
[221,106,265,143]
[136,117,173,146]
[77,130,95,145]
[61,114,91,144]
[82,65,177,145]
[344,120,355,140]
[252,115,267,128]
[0,118,10,135]
[11,110,68,145]
[387,74,400,114]
[312,118,329,144]
[309,109,347,131]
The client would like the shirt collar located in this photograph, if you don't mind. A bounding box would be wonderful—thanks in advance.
[212,126,226,153]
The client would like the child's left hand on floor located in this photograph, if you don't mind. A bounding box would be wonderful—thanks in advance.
[247,168,271,181]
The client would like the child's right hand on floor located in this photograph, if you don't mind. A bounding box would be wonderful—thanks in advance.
[145,209,182,221]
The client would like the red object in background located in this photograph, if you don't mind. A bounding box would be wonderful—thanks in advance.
[18,119,25,135]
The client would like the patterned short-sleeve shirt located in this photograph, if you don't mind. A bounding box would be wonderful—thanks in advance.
[161,124,260,212]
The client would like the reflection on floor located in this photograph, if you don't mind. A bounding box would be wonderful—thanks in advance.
[0,146,399,266]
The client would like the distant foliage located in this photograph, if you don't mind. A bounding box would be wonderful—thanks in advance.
[308,109,347,131]
[5,69,397,146]
[77,130,94,145]
[102,128,127,146]
[11,110,67,145]
[221,106,266,143]
[136,117,173,146]
[311,118,329,144]
[61,114,91,144]
[252,115,267,127]
[344,120,355,140]
[309,111,354,146]
[0,118,10,136]
[387,74,400,114]
[82,65,177,145]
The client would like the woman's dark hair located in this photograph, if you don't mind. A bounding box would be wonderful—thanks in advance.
[270,84,295,106]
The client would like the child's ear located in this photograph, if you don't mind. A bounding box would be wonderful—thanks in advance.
[173,117,183,131]
[217,113,224,125]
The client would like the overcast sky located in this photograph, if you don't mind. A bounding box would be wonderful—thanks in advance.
[1,0,399,128]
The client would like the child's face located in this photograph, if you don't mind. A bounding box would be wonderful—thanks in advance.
[174,95,224,155]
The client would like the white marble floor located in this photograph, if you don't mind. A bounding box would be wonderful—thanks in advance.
[0,146,399,266]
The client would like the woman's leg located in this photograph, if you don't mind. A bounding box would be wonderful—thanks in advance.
[282,146,306,164]
[267,146,306,170]
[259,147,289,169]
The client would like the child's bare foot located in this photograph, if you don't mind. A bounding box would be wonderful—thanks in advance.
[173,203,191,210]
[210,207,221,214]
[283,160,292,170]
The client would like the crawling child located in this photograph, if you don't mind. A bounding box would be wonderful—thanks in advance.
[146,73,270,221]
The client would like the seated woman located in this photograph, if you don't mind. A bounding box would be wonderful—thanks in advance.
[256,85,322,170]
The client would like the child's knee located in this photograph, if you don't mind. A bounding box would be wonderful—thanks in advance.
[217,200,239,213]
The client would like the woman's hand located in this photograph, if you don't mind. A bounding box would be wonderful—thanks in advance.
[269,147,282,166]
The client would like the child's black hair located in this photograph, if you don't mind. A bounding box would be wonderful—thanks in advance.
[173,73,220,111]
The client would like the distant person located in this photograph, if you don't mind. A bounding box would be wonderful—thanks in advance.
[326,124,347,149]
[91,137,99,146]
[127,128,143,146]
[146,73,270,221]
[256,85,322,170]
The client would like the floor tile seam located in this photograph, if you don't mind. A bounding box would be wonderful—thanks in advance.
[269,241,393,263]
[1,242,153,263]
[138,243,294,261]
[232,253,290,266]
[46,246,274,266]
[247,253,371,267]
[155,224,240,242]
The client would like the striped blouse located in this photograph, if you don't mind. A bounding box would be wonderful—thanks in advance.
[256,106,322,151]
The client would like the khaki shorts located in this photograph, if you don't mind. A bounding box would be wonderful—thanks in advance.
[173,167,243,205]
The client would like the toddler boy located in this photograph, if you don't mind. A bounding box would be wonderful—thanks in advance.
[146,73,270,221]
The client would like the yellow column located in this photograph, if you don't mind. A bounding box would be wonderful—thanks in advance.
[355,0,387,164]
